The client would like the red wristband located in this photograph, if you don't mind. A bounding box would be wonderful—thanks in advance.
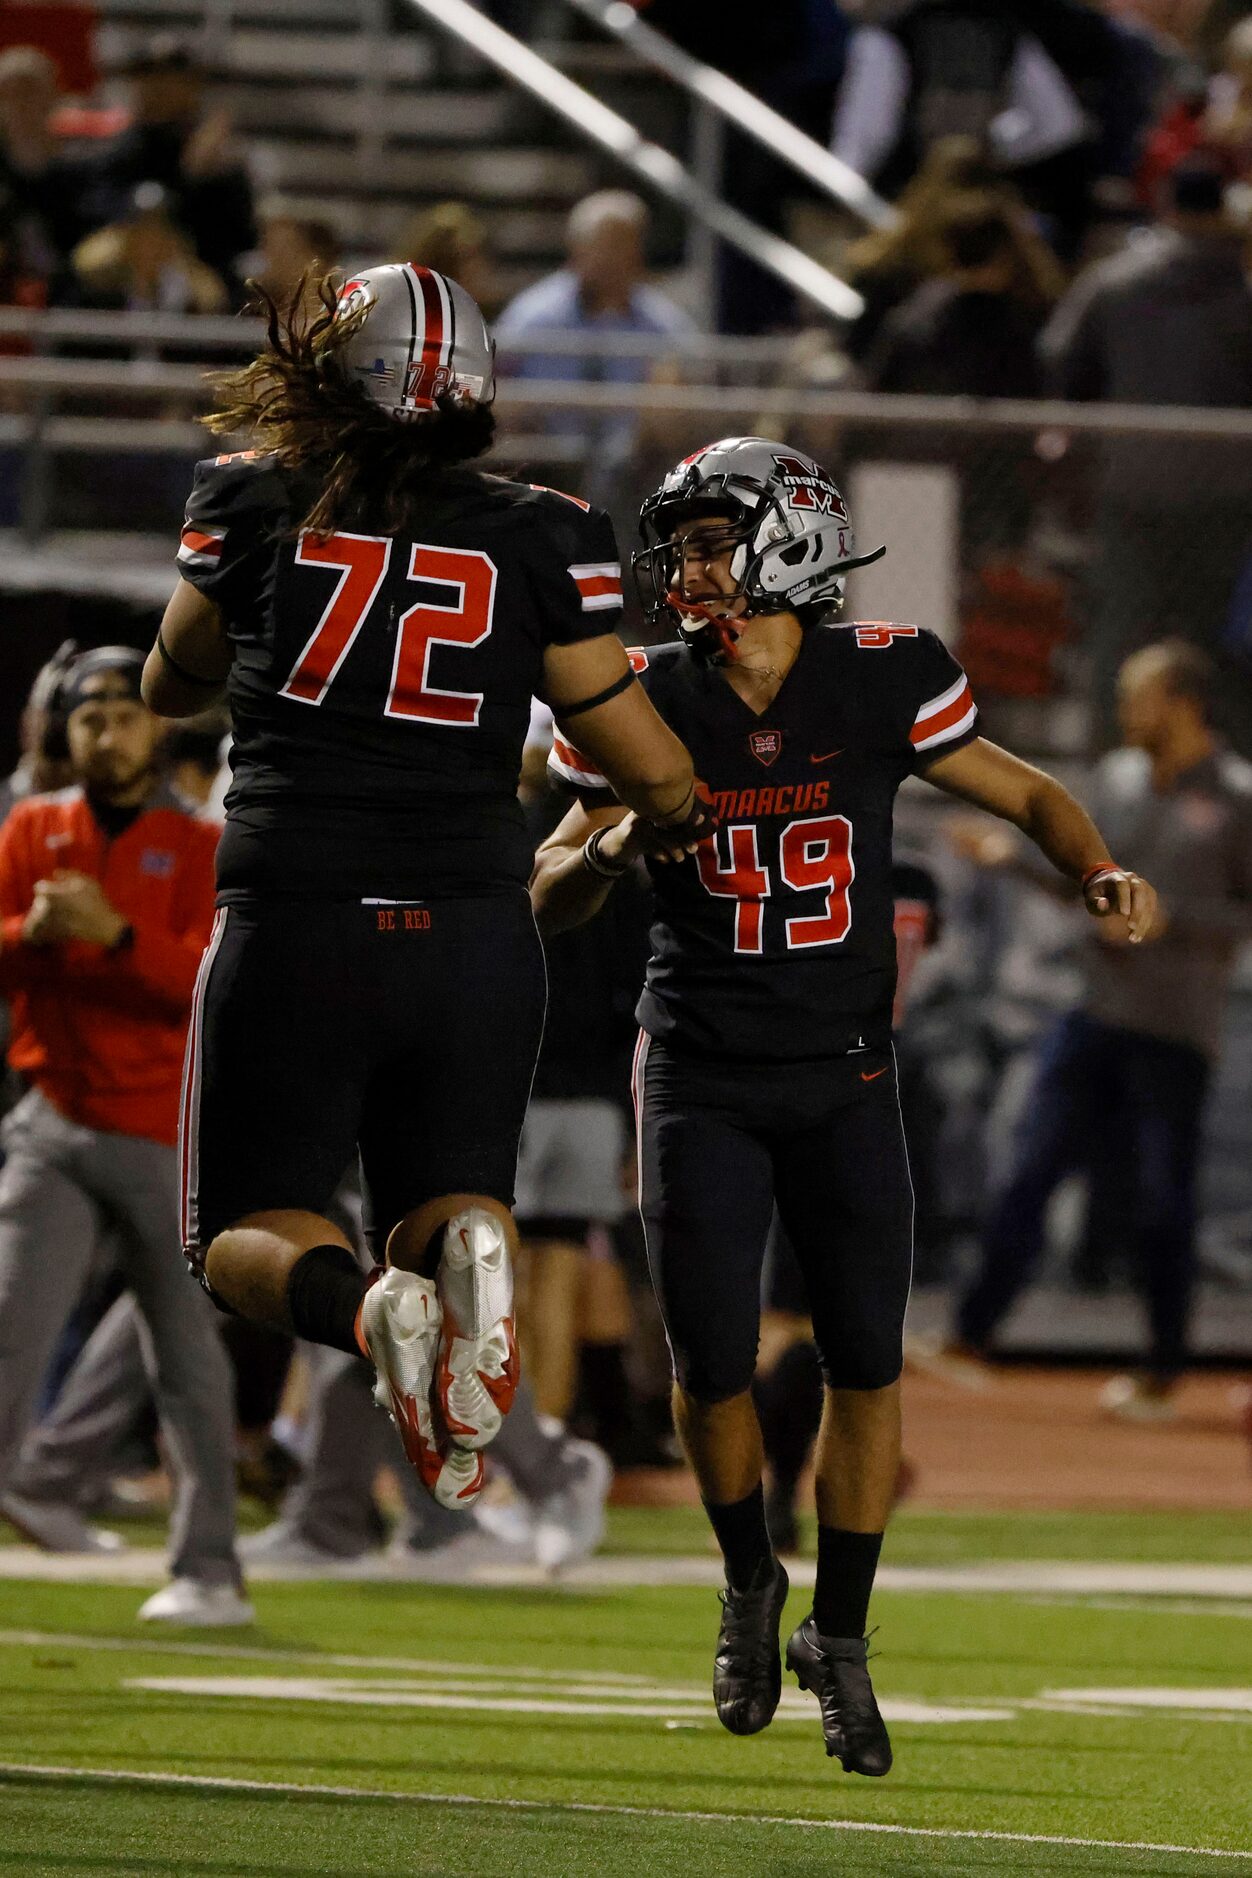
[1082,864,1119,890]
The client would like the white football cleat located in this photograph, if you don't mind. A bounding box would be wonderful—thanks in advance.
[532,1438,613,1573]
[436,1208,519,1452]
[0,1492,123,1554]
[360,1266,453,1489]
[137,1579,255,1626]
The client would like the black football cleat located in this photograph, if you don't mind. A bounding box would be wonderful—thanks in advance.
[785,1618,893,1775]
[712,1557,789,1735]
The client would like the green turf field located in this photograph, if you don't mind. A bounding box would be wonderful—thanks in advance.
[1,1507,1251,1876]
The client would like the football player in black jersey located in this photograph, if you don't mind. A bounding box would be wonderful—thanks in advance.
[141,264,711,1511]
[531,437,1157,1772]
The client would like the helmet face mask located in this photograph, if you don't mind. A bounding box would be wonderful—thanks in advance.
[633,437,885,661]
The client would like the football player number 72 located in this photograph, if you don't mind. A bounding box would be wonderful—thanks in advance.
[698,817,854,952]
[280,530,496,726]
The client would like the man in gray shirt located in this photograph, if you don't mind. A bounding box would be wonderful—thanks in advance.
[1041,161,1252,744]
[953,640,1252,1415]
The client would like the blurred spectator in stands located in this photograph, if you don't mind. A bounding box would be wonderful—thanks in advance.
[862,197,1055,555]
[398,200,498,319]
[0,186,48,325]
[88,36,256,304]
[0,47,94,304]
[833,2,1164,259]
[495,190,695,513]
[638,0,853,333]
[514,764,652,1453]
[1139,18,1252,199]
[944,641,1252,1419]
[862,199,1052,397]
[165,715,229,816]
[0,641,77,826]
[250,206,339,310]
[73,181,228,313]
[844,135,998,360]
[1043,158,1252,740]
[1200,14,1252,174]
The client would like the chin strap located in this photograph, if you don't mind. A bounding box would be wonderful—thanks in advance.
[665,592,743,663]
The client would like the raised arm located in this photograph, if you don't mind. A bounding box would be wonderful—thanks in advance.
[142,581,233,719]
[922,736,1159,943]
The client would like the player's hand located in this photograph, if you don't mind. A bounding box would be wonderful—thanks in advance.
[181,108,236,178]
[21,886,58,945]
[28,872,129,947]
[595,814,647,868]
[1082,866,1158,945]
[639,780,717,864]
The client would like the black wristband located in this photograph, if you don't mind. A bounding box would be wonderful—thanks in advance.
[157,629,224,688]
[556,669,637,720]
[582,826,630,881]
[110,923,135,953]
[647,782,717,846]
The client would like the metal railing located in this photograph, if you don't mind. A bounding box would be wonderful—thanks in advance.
[559,0,893,232]
[402,0,865,326]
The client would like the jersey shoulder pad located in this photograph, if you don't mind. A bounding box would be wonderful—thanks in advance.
[180,451,284,571]
[845,623,978,761]
[623,640,683,684]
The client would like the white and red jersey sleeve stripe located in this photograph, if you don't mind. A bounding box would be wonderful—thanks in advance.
[178,526,224,569]
[910,672,977,754]
[547,731,610,792]
[568,562,623,613]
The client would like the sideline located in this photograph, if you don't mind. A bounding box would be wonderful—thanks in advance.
[2,1549,1252,1598]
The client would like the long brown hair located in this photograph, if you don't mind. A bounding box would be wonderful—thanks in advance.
[205,270,496,536]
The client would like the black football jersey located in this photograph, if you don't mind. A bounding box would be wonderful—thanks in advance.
[176,452,624,899]
[550,624,978,1062]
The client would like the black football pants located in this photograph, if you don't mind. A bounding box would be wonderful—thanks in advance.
[633,1035,914,1401]
[182,889,546,1267]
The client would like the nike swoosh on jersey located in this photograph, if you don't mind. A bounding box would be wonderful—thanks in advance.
[860,1068,889,1083]
[810,749,844,764]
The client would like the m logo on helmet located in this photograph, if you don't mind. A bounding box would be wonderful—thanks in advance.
[773,454,849,520]
[749,729,783,767]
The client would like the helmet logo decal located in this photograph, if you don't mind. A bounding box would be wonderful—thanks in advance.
[772,453,849,521]
[749,728,783,767]
[406,360,454,405]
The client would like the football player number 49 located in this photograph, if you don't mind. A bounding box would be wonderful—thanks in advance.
[697,817,854,952]
[281,530,496,726]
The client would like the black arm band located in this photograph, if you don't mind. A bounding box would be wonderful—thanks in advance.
[156,629,224,688]
[555,669,637,720]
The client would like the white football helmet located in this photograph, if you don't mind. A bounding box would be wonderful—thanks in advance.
[634,436,885,658]
[335,263,495,420]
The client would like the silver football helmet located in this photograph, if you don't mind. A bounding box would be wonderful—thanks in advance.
[634,436,885,659]
[335,263,495,420]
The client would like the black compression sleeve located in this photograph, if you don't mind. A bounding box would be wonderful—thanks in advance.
[554,669,637,719]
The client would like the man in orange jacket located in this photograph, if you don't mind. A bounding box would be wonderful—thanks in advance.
[0,647,249,1623]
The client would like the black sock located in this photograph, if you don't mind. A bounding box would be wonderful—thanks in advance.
[753,1339,823,1488]
[285,1245,367,1356]
[704,1482,774,1591]
[813,1526,883,1639]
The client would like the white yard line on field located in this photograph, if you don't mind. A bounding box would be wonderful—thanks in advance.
[4,1547,1252,1598]
[0,1761,1248,1864]
[0,1627,657,1685]
[123,1673,1012,1726]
